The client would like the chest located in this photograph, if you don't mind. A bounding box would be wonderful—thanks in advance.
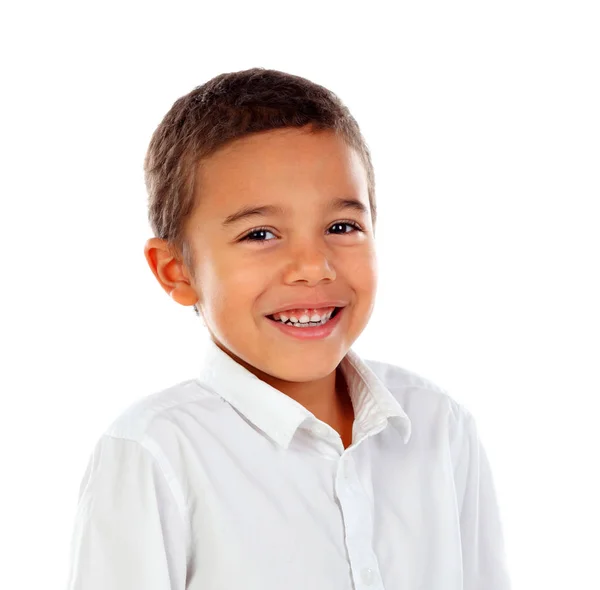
[182,439,463,590]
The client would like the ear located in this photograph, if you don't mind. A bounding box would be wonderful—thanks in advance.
[143,238,199,307]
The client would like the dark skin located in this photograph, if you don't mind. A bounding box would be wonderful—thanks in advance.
[335,368,355,449]
[144,126,376,449]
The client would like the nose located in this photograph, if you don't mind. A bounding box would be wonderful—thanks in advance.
[282,243,336,286]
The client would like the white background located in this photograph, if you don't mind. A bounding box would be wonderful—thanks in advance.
[1,1,598,588]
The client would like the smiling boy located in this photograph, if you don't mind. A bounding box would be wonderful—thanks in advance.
[146,124,374,450]
[66,68,512,589]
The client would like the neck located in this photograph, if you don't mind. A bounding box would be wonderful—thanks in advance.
[262,365,355,444]
[215,340,355,444]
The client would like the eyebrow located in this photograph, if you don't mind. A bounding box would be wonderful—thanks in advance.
[221,197,368,227]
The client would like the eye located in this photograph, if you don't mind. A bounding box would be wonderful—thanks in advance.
[327,220,363,235]
[239,227,277,243]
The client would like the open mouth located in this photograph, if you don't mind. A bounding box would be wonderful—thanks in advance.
[266,306,343,326]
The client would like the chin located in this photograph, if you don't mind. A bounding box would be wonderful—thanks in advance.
[265,349,347,380]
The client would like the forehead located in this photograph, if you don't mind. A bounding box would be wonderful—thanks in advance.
[193,127,368,215]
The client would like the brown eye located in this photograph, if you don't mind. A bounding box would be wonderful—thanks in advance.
[240,228,276,242]
[328,221,362,234]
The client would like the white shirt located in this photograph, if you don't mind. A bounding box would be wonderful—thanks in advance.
[66,338,512,589]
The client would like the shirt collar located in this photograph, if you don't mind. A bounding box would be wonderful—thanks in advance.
[196,337,412,449]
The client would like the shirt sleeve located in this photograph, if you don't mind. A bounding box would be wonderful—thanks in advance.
[449,402,512,590]
[65,434,189,590]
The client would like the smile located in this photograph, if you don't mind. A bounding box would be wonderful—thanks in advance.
[266,306,345,340]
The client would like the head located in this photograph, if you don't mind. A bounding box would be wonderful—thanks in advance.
[143,68,378,385]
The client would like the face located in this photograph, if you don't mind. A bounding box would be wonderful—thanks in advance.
[149,126,378,386]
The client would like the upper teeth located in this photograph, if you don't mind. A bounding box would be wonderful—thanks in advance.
[274,307,336,324]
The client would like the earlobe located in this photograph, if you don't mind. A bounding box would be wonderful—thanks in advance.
[169,283,199,307]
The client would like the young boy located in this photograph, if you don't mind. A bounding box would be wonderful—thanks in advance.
[66,68,512,589]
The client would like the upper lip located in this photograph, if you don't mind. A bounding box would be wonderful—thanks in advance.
[266,301,348,316]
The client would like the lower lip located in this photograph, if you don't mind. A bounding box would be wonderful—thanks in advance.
[266,307,345,340]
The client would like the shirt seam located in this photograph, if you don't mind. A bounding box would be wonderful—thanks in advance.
[103,433,192,566]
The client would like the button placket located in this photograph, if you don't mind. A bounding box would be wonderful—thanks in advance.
[335,456,382,589]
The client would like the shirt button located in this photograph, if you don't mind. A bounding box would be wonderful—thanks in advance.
[361,567,375,585]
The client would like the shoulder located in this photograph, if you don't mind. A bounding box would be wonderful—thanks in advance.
[74,381,213,534]
[102,378,220,443]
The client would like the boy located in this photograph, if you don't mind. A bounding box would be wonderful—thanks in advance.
[66,68,512,589]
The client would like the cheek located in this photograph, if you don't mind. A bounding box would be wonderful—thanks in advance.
[347,250,378,293]
[204,259,267,316]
